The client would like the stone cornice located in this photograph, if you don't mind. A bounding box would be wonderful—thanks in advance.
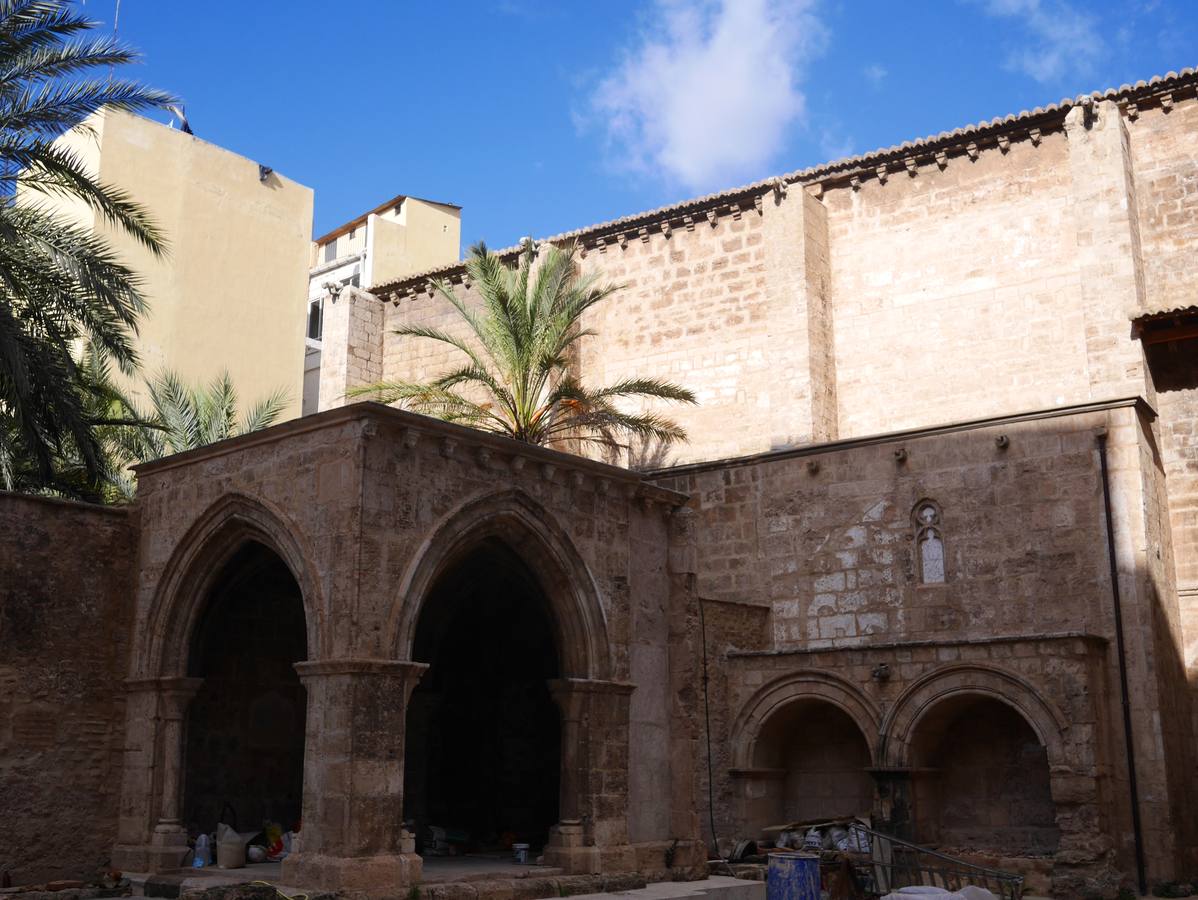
[132,401,689,509]
[649,396,1155,479]
[370,67,1197,303]
[728,631,1108,660]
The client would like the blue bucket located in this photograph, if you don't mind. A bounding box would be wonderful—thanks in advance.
[766,851,821,900]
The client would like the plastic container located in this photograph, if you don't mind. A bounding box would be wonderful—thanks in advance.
[192,834,211,868]
[513,843,530,864]
[217,839,246,869]
[767,851,820,900]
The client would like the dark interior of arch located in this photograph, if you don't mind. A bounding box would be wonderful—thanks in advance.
[751,700,874,829]
[183,540,307,837]
[405,538,561,853]
[911,695,1059,855]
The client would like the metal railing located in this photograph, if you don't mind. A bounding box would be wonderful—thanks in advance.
[843,823,1024,899]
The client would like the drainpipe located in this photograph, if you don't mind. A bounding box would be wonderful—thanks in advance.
[1096,428,1147,895]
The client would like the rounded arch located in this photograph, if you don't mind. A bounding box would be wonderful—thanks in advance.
[880,663,1069,768]
[143,492,325,678]
[730,670,882,769]
[389,489,611,680]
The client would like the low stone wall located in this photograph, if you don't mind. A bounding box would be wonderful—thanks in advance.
[0,494,138,885]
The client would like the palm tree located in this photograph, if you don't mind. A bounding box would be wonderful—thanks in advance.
[352,241,697,451]
[106,370,288,496]
[0,0,174,494]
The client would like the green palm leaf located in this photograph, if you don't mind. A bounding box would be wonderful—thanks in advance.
[355,242,697,452]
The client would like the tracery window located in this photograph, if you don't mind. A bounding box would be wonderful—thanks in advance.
[913,500,946,584]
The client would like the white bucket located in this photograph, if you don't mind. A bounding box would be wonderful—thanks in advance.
[513,843,530,864]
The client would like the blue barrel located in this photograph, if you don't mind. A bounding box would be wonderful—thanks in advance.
[766,851,821,900]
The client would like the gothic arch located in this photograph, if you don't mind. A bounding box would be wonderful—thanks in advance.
[142,492,325,678]
[880,663,1069,768]
[730,670,882,769]
[389,489,612,680]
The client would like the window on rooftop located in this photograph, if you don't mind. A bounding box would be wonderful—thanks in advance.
[323,240,336,264]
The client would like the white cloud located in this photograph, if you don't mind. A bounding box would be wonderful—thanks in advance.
[586,0,825,191]
[976,0,1105,83]
[863,63,888,85]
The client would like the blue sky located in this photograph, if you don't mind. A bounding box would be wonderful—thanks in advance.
[94,0,1194,254]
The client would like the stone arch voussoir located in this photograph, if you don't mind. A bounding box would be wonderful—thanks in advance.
[388,488,611,680]
[880,662,1070,769]
[730,670,883,769]
[143,492,325,678]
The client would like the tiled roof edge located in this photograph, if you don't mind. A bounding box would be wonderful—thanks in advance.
[372,66,1197,299]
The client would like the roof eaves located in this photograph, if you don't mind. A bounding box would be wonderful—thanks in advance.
[371,66,1197,300]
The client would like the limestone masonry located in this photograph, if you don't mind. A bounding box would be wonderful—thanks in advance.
[2,69,1197,898]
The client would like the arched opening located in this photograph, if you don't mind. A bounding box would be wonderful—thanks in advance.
[750,699,874,830]
[404,538,562,858]
[182,541,308,838]
[910,695,1059,855]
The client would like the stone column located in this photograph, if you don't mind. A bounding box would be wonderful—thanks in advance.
[281,659,426,896]
[146,677,203,871]
[545,678,636,875]
[317,285,384,412]
[761,183,837,448]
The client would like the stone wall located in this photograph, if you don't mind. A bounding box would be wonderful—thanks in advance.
[655,401,1189,893]
[0,494,137,885]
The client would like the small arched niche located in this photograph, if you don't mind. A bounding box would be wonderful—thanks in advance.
[404,538,562,855]
[910,695,1059,855]
[751,699,874,829]
[182,541,308,837]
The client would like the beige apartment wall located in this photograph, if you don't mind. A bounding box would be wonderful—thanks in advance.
[365,199,461,289]
[64,108,314,419]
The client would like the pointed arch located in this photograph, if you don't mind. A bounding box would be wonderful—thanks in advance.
[142,492,325,678]
[388,489,611,680]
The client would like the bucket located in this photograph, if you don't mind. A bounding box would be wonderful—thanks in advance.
[767,851,820,900]
[216,840,246,869]
[512,843,530,864]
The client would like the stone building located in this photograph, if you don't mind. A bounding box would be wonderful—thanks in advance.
[2,69,1198,898]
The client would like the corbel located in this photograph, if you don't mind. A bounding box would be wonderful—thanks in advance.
[1124,101,1140,121]
[476,447,492,467]
[638,226,650,243]
[904,158,917,177]
[935,150,948,170]
[578,242,588,258]
[772,177,788,200]
[706,209,718,228]
[753,195,763,214]
[850,175,861,192]
[540,462,557,482]
[807,182,823,199]
[569,471,585,489]
[997,134,1010,153]
[461,274,472,289]
[401,428,419,450]
[509,455,527,474]
[966,142,979,161]
[596,479,610,496]
[683,215,695,232]
[661,220,672,239]
[1160,91,1174,113]
[730,203,742,220]
[875,165,888,185]
[424,281,435,298]
[618,232,628,250]
[1029,128,1042,146]
[439,437,457,459]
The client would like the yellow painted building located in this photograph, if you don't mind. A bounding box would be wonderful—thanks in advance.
[47,108,316,419]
